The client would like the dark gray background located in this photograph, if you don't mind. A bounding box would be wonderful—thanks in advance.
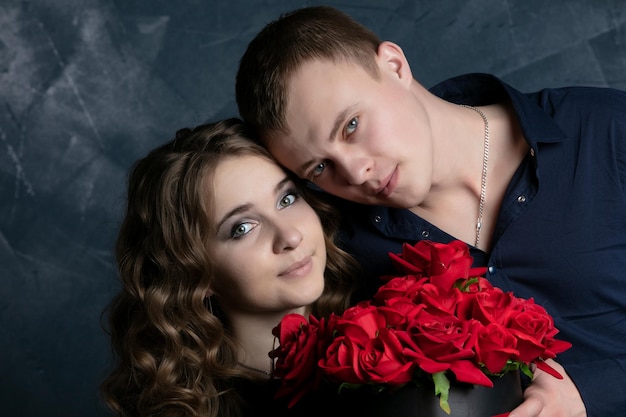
[1,1,624,416]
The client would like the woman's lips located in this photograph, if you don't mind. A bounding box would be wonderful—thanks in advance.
[279,256,313,277]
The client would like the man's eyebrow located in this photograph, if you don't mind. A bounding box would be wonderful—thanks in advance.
[297,105,357,177]
[215,176,291,231]
[329,105,356,142]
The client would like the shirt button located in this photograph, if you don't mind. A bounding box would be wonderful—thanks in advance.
[517,195,526,203]
[488,266,495,274]
[374,215,382,223]
[421,230,430,238]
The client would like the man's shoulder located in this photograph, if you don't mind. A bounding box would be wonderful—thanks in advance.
[532,84,626,103]
[528,85,626,123]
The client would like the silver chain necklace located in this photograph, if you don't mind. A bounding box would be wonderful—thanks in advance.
[460,104,489,248]
[238,361,273,377]
[237,336,277,378]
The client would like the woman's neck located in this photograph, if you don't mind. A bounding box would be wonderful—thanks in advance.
[230,307,308,374]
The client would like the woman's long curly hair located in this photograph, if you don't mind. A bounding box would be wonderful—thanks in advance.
[100,118,358,417]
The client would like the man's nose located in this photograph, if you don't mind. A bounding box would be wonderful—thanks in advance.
[336,155,373,185]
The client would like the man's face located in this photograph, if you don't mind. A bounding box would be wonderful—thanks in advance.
[266,47,434,209]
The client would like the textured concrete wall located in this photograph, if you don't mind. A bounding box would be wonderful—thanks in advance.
[1,1,624,415]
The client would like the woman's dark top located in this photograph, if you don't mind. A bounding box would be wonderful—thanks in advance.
[233,370,522,417]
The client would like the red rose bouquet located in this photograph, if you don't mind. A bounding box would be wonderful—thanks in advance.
[270,240,572,414]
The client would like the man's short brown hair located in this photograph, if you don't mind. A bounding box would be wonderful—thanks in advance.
[236,6,381,137]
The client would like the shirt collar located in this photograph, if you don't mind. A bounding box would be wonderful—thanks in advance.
[429,73,567,148]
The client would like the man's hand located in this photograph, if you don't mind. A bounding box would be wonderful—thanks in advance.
[509,359,586,417]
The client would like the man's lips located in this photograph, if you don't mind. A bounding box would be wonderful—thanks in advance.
[376,167,398,197]
[279,256,313,277]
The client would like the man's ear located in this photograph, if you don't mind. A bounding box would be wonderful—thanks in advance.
[376,41,413,86]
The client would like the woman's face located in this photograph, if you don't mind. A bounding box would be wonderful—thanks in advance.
[207,154,327,317]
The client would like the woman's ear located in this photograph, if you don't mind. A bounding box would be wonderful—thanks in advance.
[376,41,414,86]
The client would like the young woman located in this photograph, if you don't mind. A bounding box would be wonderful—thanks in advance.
[100,118,358,417]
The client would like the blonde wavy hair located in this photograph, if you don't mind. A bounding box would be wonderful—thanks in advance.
[100,118,358,417]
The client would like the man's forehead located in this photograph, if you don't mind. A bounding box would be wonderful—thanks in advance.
[265,132,316,177]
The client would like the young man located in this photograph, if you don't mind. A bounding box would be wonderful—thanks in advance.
[236,6,626,417]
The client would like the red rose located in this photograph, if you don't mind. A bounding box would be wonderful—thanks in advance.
[318,333,368,384]
[374,275,427,303]
[458,288,521,325]
[418,282,464,316]
[474,322,520,374]
[320,306,414,385]
[405,309,476,362]
[376,296,425,328]
[335,302,382,337]
[271,314,328,407]
[404,309,492,386]
[388,240,484,290]
[506,300,555,362]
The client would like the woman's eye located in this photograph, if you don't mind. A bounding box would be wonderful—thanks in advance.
[279,191,299,208]
[345,117,358,135]
[312,162,326,178]
[230,222,254,239]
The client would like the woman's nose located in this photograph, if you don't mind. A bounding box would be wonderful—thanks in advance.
[273,222,304,253]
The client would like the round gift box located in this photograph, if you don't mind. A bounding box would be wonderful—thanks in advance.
[347,371,523,417]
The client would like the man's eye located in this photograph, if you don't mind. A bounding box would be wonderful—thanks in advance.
[312,162,326,178]
[230,222,254,239]
[346,117,358,135]
[279,191,299,208]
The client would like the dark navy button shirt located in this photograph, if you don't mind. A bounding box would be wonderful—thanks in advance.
[333,73,626,417]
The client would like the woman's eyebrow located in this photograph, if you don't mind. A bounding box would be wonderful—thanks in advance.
[215,175,292,231]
